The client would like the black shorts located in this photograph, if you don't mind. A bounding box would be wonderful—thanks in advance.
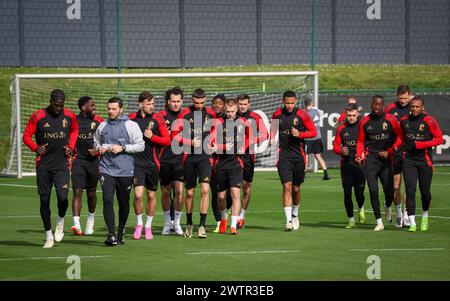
[133,163,159,191]
[305,139,324,154]
[184,156,212,190]
[71,162,99,190]
[214,164,243,192]
[393,150,404,175]
[242,153,255,183]
[159,161,184,186]
[37,168,70,196]
[277,159,305,186]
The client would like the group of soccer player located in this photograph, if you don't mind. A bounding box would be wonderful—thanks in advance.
[23,84,443,248]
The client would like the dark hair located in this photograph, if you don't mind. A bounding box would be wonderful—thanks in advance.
[225,98,237,107]
[283,90,296,99]
[50,89,65,102]
[346,103,359,111]
[108,97,123,108]
[165,86,183,101]
[78,96,93,110]
[237,94,250,103]
[372,95,384,103]
[396,84,411,96]
[212,93,226,104]
[304,98,313,107]
[411,95,424,105]
[192,88,206,99]
[138,91,153,103]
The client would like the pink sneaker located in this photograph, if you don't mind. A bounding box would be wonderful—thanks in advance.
[133,225,143,240]
[145,227,153,240]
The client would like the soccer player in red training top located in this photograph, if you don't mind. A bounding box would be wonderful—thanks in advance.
[337,96,359,126]
[270,90,317,231]
[70,96,103,236]
[214,98,250,235]
[23,89,79,248]
[333,104,366,229]
[129,91,170,240]
[236,94,269,228]
[158,87,186,236]
[394,96,443,232]
[171,88,217,239]
[356,95,402,231]
[385,84,414,227]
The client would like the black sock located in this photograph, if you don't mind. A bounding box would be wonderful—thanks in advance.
[200,213,207,227]
[324,170,329,177]
[186,213,193,225]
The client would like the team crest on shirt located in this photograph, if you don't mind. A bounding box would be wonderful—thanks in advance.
[148,121,154,129]
[91,122,97,130]
[237,125,244,134]
[419,124,424,131]
[189,118,194,123]
[44,122,50,128]
[382,122,387,130]
[293,117,298,126]
[62,118,68,128]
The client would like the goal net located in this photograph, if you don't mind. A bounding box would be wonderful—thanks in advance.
[3,71,318,178]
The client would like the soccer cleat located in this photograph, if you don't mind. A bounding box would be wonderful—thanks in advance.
[85,222,94,235]
[373,224,384,232]
[420,217,429,232]
[104,232,117,246]
[395,215,403,228]
[322,175,331,180]
[133,225,143,240]
[213,222,221,233]
[285,221,293,232]
[358,208,366,224]
[117,231,125,245]
[230,227,238,235]
[345,221,356,229]
[173,223,184,236]
[219,218,228,234]
[385,206,392,223]
[71,225,83,236]
[403,212,410,227]
[237,219,245,229]
[184,225,193,238]
[43,238,54,248]
[292,216,300,230]
[54,223,64,242]
[198,225,206,239]
[145,227,153,240]
[161,223,172,235]
[409,224,417,232]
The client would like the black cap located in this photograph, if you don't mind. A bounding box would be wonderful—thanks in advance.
[212,93,226,103]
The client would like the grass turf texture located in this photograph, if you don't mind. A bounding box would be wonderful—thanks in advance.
[0,167,449,280]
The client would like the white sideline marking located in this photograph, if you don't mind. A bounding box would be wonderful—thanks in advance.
[349,248,445,252]
[185,250,301,255]
[0,255,112,262]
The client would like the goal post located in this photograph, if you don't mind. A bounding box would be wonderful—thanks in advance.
[4,71,319,178]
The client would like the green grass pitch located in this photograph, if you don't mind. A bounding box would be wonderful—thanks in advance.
[0,168,449,280]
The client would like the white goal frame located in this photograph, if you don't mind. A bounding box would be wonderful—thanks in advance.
[9,71,319,178]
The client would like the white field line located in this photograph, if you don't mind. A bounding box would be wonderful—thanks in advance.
[0,255,112,262]
[349,248,445,252]
[185,250,301,255]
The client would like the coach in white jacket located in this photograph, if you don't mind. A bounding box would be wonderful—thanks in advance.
[94,97,144,246]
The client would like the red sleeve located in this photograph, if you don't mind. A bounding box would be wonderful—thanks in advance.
[171,108,191,146]
[384,103,396,114]
[206,107,217,118]
[270,109,282,141]
[65,109,79,151]
[386,114,401,154]
[128,112,137,120]
[297,110,317,139]
[337,110,346,123]
[393,116,408,150]
[356,116,368,158]
[250,111,269,144]
[332,125,344,155]
[150,115,171,146]
[93,115,104,123]
[23,110,44,152]
[416,116,444,149]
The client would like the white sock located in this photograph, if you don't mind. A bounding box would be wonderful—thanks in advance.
[422,211,429,218]
[231,216,238,228]
[376,218,383,225]
[174,210,182,225]
[403,209,409,217]
[349,217,355,223]
[239,209,246,219]
[145,215,153,228]
[73,216,80,228]
[46,230,54,240]
[292,205,299,217]
[57,216,64,225]
[409,215,416,225]
[87,212,95,224]
[163,210,171,224]
[395,204,402,217]
[284,207,292,222]
[136,214,143,226]
[220,209,227,219]
[216,221,221,227]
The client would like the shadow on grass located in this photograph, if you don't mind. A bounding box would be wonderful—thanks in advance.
[0,240,42,247]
